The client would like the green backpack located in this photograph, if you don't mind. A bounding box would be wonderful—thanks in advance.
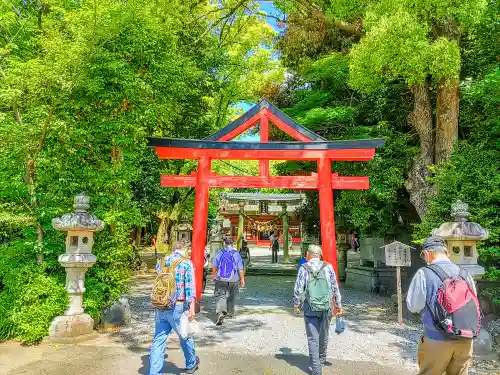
[303,263,333,311]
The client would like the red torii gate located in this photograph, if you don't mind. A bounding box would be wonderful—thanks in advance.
[149,99,385,302]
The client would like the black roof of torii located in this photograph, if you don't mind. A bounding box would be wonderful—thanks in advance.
[204,98,326,142]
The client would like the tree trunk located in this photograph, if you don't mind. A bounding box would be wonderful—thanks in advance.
[435,77,459,163]
[135,227,143,247]
[156,217,169,246]
[405,79,434,219]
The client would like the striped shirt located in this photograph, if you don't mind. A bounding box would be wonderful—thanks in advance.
[293,259,342,308]
[156,251,196,303]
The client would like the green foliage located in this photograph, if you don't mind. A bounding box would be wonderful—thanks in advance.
[461,0,500,78]
[326,0,489,90]
[461,69,500,149]
[0,241,68,344]
[350,10,431,91]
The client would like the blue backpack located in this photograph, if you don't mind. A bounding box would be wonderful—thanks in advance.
[218,250,236,281]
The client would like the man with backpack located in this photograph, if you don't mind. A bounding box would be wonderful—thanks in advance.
[407,236,480,375]
[212,237,245,325]
[149,242,199,375]
[293,244,342,375]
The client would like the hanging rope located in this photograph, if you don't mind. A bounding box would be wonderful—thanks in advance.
[241,210,288,232]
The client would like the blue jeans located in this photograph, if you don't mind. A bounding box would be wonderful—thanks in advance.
[149,303,197,375]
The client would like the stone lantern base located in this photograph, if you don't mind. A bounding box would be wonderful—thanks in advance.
[49,314,97,344]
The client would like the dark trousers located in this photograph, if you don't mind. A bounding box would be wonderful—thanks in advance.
[304,313,332,375]
[214,281,239,315]
[271,246,278,263]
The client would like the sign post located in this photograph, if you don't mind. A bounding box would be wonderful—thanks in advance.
[381,241,414,326]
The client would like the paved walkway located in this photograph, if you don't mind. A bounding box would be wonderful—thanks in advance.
[1,247,497,375]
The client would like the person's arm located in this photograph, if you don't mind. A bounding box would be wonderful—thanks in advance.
[406,269,427,313]
[465,272,477,295]
[235,252,245,287]
[212,251,220,280]
[184,262,196,320]
[293,266,307,313]
[327,264,342,315]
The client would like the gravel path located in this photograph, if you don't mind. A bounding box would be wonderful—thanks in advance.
[105,249,498,375]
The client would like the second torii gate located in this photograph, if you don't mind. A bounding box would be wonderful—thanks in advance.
[149,99,385,301]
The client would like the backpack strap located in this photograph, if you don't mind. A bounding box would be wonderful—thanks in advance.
[164,256,186,273]
[425,264,450,282]
[303,262,327,278]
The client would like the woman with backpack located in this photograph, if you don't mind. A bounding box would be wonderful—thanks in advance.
[212,237,245,326]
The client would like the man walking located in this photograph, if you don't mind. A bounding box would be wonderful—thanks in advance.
[149,242,199,375]
[407,236,480,375]
[294,244,342,375]
[212,237,245,325]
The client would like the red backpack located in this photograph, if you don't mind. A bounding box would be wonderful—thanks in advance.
[425,264,482,339]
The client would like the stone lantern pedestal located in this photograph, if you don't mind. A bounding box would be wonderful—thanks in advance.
[49,192,104,343]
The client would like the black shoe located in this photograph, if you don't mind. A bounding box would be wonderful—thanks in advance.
[215,313,225,326]
[184,356,200,374]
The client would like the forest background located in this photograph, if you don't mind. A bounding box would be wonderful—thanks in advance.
[0,0,498,343]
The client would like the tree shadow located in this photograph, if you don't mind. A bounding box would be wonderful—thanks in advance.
[274,347,310,373]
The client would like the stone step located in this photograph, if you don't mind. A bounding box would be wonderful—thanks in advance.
[245,264,298,276]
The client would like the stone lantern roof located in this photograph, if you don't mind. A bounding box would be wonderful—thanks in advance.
[173,216,193,232]
[52,192,105,232]
[432,200,488,241]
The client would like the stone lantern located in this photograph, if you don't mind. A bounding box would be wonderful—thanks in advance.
[432,200,488,278]
[173,216,193,244]
[49,192,104,342]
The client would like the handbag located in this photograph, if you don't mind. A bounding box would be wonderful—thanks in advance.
[335,316,345,334]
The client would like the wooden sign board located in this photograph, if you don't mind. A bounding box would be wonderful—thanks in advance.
[383,241,412,267]
[381,241,414,326]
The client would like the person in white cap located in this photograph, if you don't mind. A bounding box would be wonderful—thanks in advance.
[293,244,342,375]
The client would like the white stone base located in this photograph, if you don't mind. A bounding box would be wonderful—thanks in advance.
[49,313,95,343]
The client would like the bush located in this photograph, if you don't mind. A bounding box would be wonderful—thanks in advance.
[0,242,67,344]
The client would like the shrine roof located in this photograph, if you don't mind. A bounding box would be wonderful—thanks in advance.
[222,192,305,202]
[205,99,326,142]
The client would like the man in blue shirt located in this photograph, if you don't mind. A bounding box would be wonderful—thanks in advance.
[407,236,476,375]
[212,237,245,325]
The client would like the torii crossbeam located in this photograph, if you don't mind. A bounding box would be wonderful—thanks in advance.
[149,99,385,302]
